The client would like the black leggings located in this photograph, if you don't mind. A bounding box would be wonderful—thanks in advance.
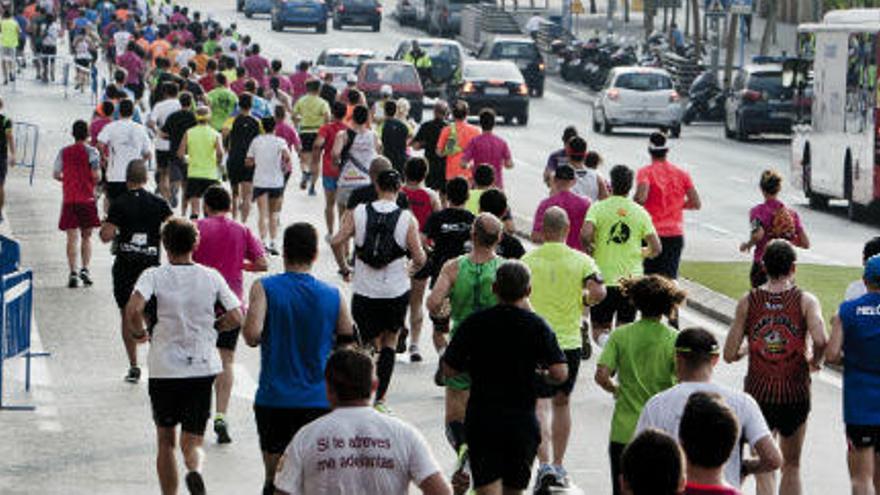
[609,441,627,495]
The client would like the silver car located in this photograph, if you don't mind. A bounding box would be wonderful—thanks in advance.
[311,49,376,92]
[592,67,683,137]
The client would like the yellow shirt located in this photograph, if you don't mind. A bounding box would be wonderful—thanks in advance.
[0,19,19,49]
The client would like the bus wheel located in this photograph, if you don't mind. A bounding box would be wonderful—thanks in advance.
[844,152,862,221]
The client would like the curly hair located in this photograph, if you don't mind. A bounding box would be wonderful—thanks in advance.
[620,275,687,318]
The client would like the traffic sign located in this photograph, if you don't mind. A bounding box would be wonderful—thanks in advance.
[571,0,585,15]
[730,0,751,14]
[656,0,682,7]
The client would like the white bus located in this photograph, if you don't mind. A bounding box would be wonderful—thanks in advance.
[790,10,880,220]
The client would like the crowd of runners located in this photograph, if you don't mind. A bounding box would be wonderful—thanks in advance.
[7,0,880,494]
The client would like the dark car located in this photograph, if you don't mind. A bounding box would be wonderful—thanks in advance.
[356,61,424,122]
[333,0,382,31]
[478,37,545,97]
[271,0,329,33]
[724,64,794,140]
[458,60,529,125]
[244,0,273,17]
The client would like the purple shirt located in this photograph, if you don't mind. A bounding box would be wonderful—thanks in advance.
[749,198,804,262]
[289,71,310,101]
[545,148,568,173]
[243,54,270,81]
[532,190,591,250]
[461,132,512,189]
[116,51,144,85]
[193,216,264,301]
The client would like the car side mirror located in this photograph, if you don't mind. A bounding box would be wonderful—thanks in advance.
[385,55,392,61]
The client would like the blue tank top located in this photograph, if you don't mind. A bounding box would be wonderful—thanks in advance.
[255,272,340,409]
[839,291,880,425]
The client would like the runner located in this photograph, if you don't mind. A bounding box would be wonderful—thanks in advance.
[53,120,101,289]
[380,99,410,174]
[844,237,880,301]
[531,165,591,250]
[436,100,479,182]
[543,126,578,189]
[524,206,606,490]
[0,97,13,222]
[206,72,237,131]
[246,116,292,254]
[724,239,826,495]
[461,109,513,190]
[828,255,880,495]
[274,349,452,495]
[330,169,425,412]
[178,106,223,218]
[582,165,661,346]
[443,260,568,495]
[224,92,261,222]
[332,105,380,210]
[100,159,172,382]
[312,101,348,236]
[464,164,494,215]
[595,275,683,495]
[636,328,782,488]
[292,78,330,195]
[148,82,182,203]
[621,429,686,495]
[193,186,268,445]
[371,84,394,126]
[288,60,310,101]
[161,92,197,215]
[0,10,19,85]
[273,104,301,188]
[124,217,242,495]
[679,393,743,495]
[478,188,525,260]
[242,222,354,495]
[739,170,810,288]
[411,101,448,195]
[97,99,152,212]
[567,137,608,202]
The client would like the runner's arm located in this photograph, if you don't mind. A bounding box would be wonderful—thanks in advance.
[826,313,844,365]
[803,291,827,370]
[643,232,662,259]
[684,186,701,210]
[584,275,606,307]
[580,221,595,256]
[724,295,750,363]
[242,280,266,347]
[594,364,617,395]
[331,129,345,165]
[597,177,610,200]
[243,255,269,272]
[742,436,783,478]
[99,222,118,243]
[406,216,426,270]
[123,290,149,342]
[214,134,224,165]
[418,472,452,495]
[177,130,188,160]
[311,134,324,169]
[334,288,355,343]
[330,210,355,276]
[795,224,810,249]
[5,126,13,162]
[633,182,649,205]
[426,259,457,316]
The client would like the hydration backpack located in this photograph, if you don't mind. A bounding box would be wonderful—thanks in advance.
[356,203,408,269]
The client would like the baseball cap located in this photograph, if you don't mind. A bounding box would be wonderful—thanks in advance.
[554,164,575,181]
[675,328,720,356]
[864,255,880,285]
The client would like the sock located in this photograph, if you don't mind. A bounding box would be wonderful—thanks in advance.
[215,413,224,422]
[445,420,466,452]
[375,347,396,402]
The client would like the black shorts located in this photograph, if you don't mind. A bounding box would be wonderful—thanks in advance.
[75,57,91,68]
[40,45,57,56]
[467,411,540,490]
[643,235,684,279]
[156,150,173,170]
[105,181,128,202]
[125,81,144,101]
[847,424,880,449]
[758,400,810,437]
[425,157,447,193]
[591,286,636,328]
[254,405,329,454]
[227,163,254,187]
[300,132,317,152]
[0,157,7,185]
[185,178,219,199]
[216,327,240,351]
[253,186,284,199]
[112,258,156,308]
[351,292,409,342]
[149,375,216,435]
[536,349,581,398]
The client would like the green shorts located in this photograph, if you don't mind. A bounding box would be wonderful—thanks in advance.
[446,372,471,391]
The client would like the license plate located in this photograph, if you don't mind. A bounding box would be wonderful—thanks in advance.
[771,112,793,119]
[295,7,312,12]
[485,87,508,95]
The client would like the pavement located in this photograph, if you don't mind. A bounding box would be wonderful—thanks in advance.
[0,2,862,493]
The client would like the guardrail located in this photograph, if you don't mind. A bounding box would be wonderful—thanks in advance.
[13,121,38,186]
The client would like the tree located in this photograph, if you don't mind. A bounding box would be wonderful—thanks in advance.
[760,0,778,55]
[691,0,702,58]
[723,12,738,90]
[643,0,655,38]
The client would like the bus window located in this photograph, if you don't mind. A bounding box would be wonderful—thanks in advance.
[845,33,873,134]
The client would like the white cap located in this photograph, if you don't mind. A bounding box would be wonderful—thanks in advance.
[346,73,358,84]
[380,84,393,96]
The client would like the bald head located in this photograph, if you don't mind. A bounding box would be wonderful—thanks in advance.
[542,206,570,242]
[126,159,148,186]
[369,156,393,182]
[473,213,502,248]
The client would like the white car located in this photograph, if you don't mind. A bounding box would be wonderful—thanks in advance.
[592,67,683,137]
[311,48,376,91]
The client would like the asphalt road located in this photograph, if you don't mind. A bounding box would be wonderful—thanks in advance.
[0,3,862,493]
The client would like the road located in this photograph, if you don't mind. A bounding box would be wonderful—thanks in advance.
[0,2,862,493]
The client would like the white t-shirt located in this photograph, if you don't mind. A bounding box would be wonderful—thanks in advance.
[247,134,288,189]
[635,381,771,488]
[352,200,412,299]
[338,129,376,191]
[176,48,196,68]
[114,30,132,56]
[275,407,442,495]
[134,263,240,379]
[97,119,152,183]
[42,22,60,47]
[149,99,181,152]
[526,15,544,33]
[845,279,867,302]
[573,166,602,202]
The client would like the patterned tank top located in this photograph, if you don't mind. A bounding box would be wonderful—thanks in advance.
[744,287,810,404]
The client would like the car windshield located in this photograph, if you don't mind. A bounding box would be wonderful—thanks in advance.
[491,42,539,60]
[748,72,786,98]
[324,53,372,67]
[421,44,461,64]
[463,62,522,81]
[614,72,672,91]
[364,64,419,85]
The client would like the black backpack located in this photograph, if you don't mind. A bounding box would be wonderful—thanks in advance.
[356,203,408,269]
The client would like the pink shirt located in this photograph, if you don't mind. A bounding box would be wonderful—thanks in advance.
[243,54,269,81]
[461,132,512,189]
[275,121,301,149]
[749,198,804,262]
[116,51,144,85]
[266,73,292,94]
[289,70,310,101]
[193,216,265,300]
[532,190,591,250]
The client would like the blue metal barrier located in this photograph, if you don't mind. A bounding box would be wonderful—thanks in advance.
[13,122,38,185]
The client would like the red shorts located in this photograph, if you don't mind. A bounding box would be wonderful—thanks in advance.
[58,202,100,231]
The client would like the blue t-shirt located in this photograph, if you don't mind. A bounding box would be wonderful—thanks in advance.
[254,272,340,409]
[839,291,880,425]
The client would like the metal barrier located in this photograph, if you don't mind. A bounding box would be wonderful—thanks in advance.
[13,122,38,185]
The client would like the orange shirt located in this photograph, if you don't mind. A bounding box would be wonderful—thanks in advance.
[135,38,149,55]
[193,53,209,74]
[436,120,479,180]
[115,8,129,21]
[150,39,170,62]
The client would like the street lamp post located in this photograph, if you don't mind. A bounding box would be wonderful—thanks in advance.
[706,0,725,72]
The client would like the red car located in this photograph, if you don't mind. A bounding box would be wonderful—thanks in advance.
[356,60,424,122]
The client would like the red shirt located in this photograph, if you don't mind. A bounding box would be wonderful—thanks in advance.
[198,72,216,92]
[636,159,694,237]
[685,482,741,495]
[402,186,434,229]
[317,120,348,178]
[58,143,98,204]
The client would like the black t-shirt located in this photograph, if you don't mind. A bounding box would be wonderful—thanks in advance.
[0,114,11,161]
[497,232,525,260]
[183,79,205,100]
[107,188,173,264]
[346,185,410,211]
[444,305,566,412]
[381,118,409,174]
[226,114,261,170]
[423,207,474,267]
[162,109,197,156]
[413,118,446,164]
[319,83,337,106]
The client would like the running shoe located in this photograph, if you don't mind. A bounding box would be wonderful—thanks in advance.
[396,327,409,354]
[299,172,310,190]
[534,464,557,493]
[184,471,206,495]
[214,418,232,444]
[373,401,392,415]
[124,366,141,383]
[308,184,316,196]
[580,321,592,361]
[409,345,422,363]
[553,465,570,487]
[79,268,93,287]
[68,271,78,288]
